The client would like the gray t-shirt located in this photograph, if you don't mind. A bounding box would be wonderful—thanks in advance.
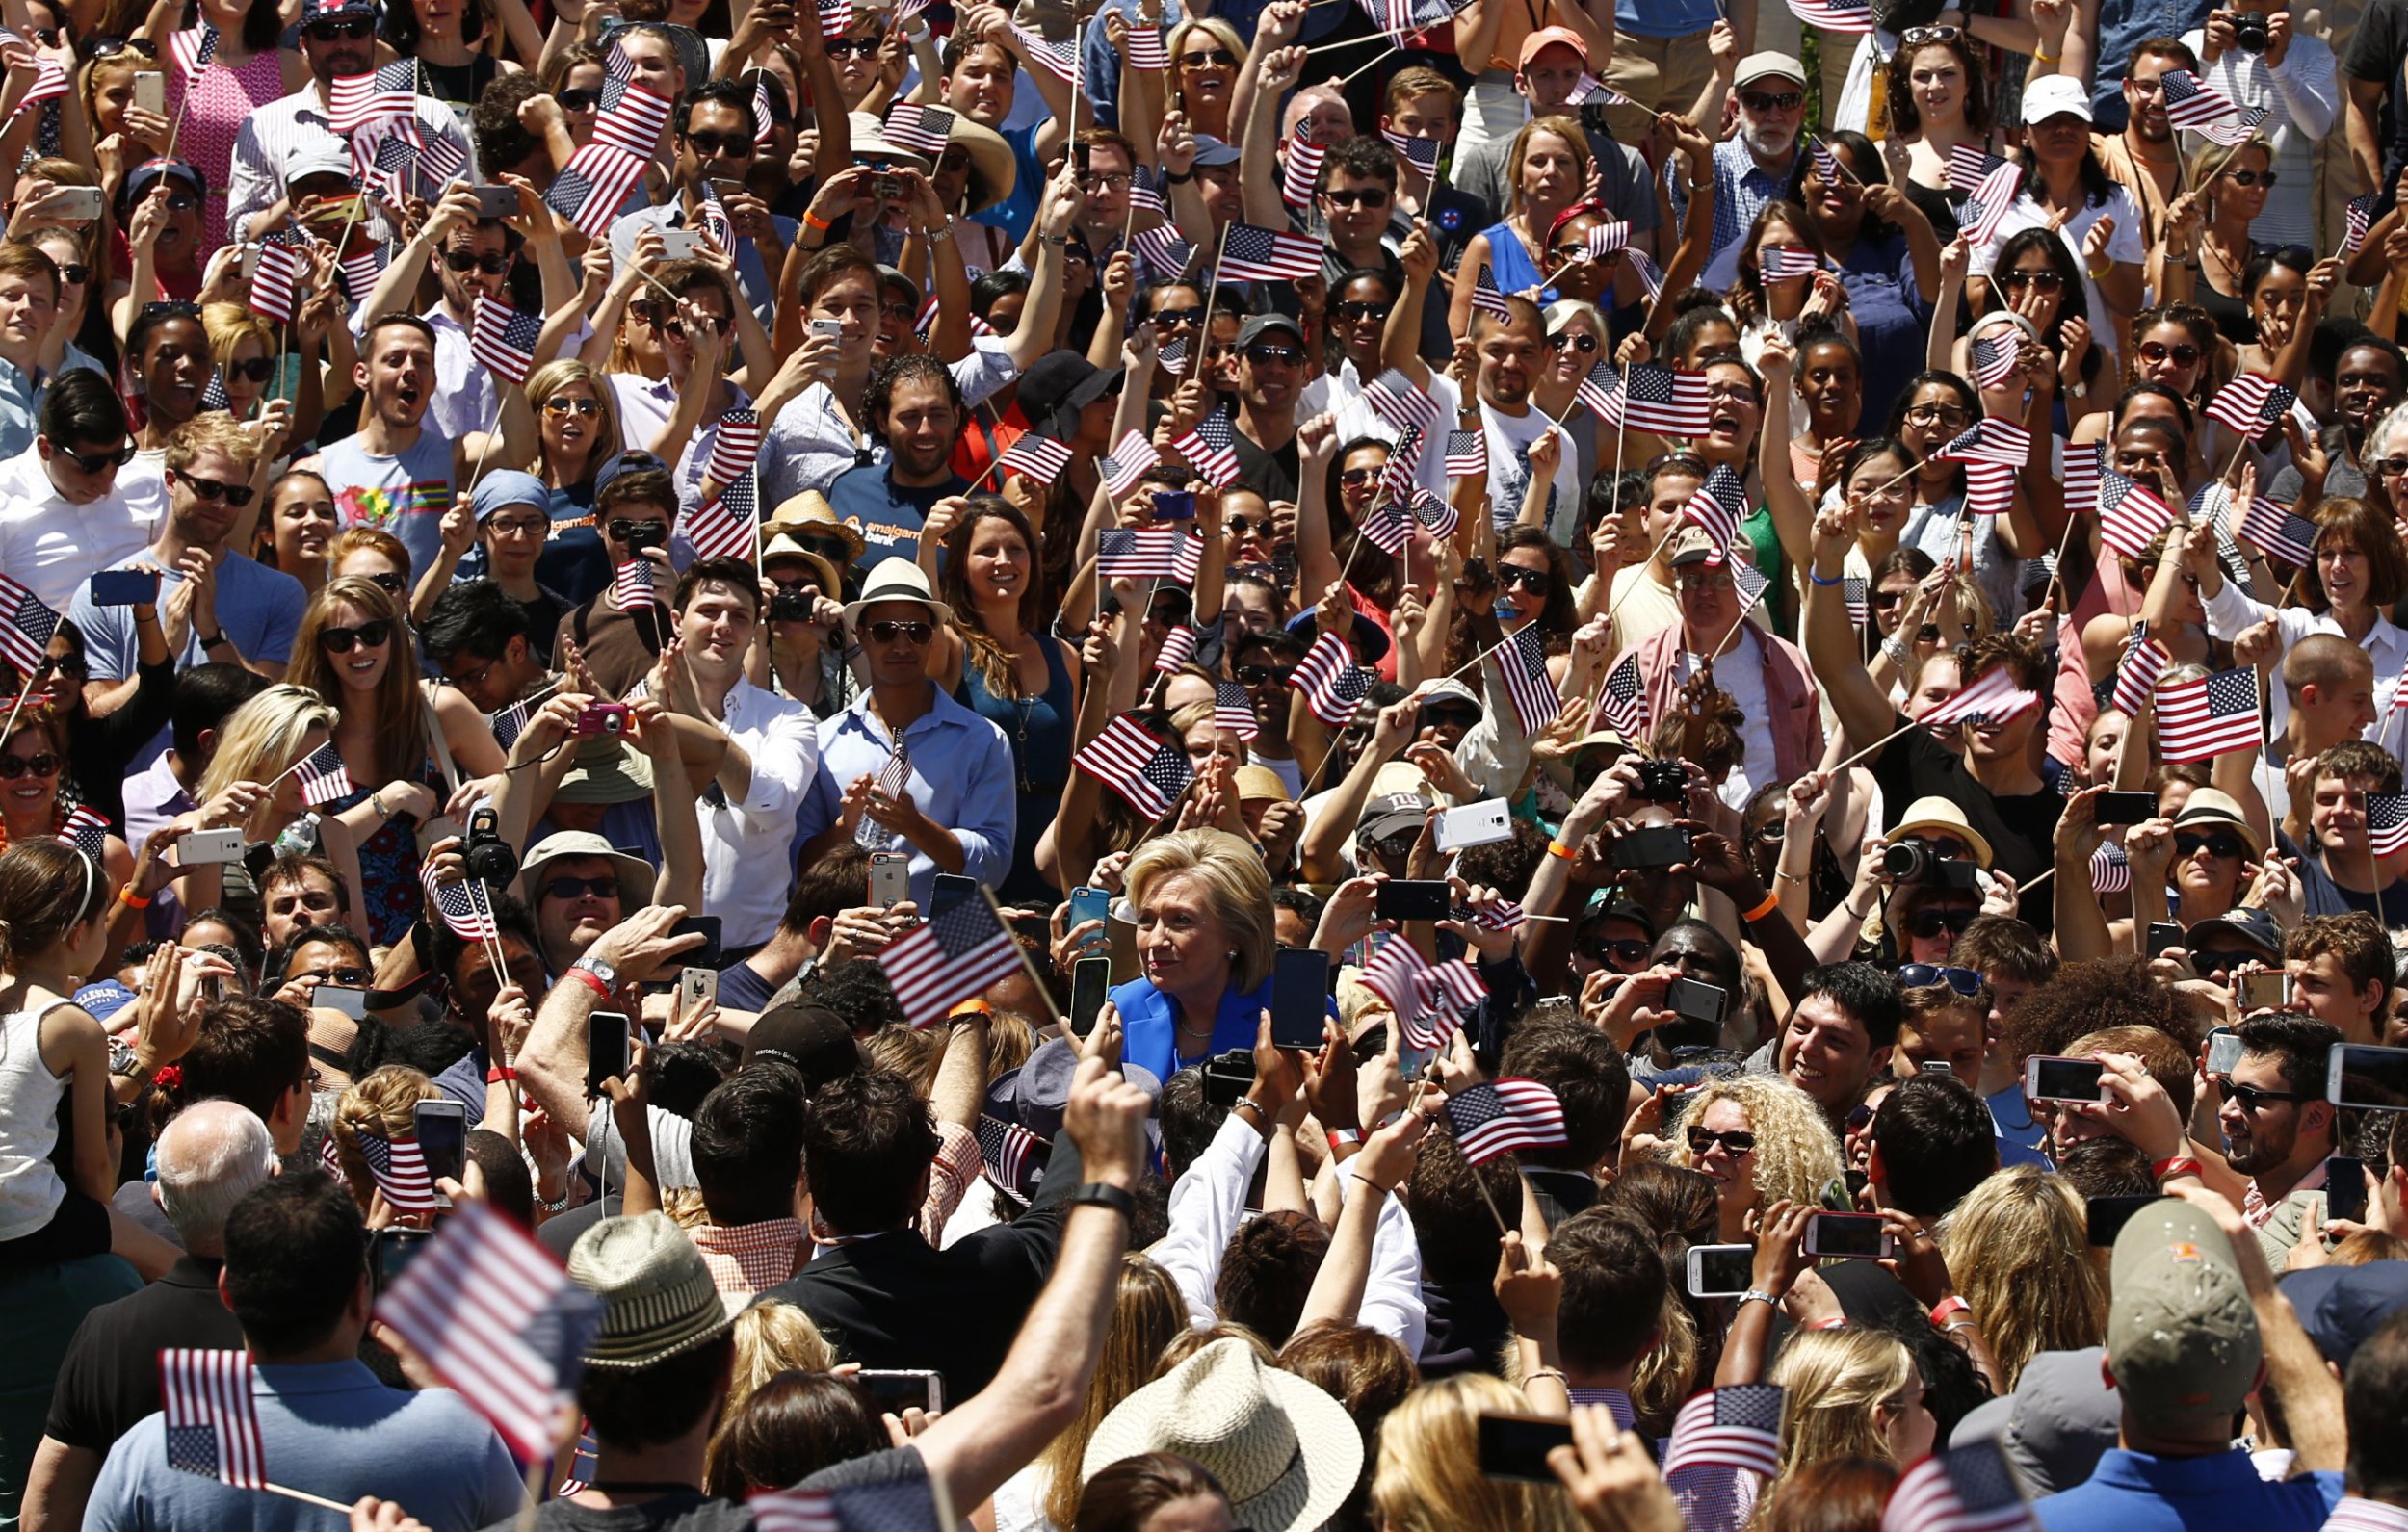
[312,428,458,581]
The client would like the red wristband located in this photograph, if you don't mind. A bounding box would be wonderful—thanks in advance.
[2153,1155,2203,1182]
[1928,1295,1970,1329]
[485,1066,516,1084]
[1327,1128,1363,1152]
[566,965,612,1000]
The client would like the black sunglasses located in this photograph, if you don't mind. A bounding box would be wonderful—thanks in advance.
[1332,299,1392,321]
[303,16,374,38]
[685,130,756,158]
[56,438,134,473]
[1904,907,1978,939]
[2217,1078,2310,1112]
[1584,937,1651,965]
[0,752,60,778]
[2174,831,2248,860]
[225,356,275,382]
[317,619,395,653]
[442,249,510,274]
[1244,345,1303,366]
[87,35,159,56]
[542,875,621,901]
[824,35,882,56]
[54,263,88,285]
[1235,663,1296,686]
[1322,187,1389,208]
[177,472,255,506]
[1686,1127,1758,1155]
[1549,332,1599,353]
[863,619,933,645]
[557,88,600,111]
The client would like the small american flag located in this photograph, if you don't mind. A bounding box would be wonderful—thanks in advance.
[1473,899,1525,932]
[1214,680,1260,742]
[997,434,1073,487]
[1362,938,1488,1053]
[592,78,670,157]
[354,1132,437,1211]
[1963,462,2015,517]
[1173,411,1243,489]
[291,743,353,808]
[471,293,543,386]
[1124,23,1168,68]
[2064,440,2103,515]
[328,62,417,133]
[1786,0,1871,30]
[1627,248,1667,301]
[1362,368,1439,436]
[613,558,658,612]
[1880,1438,2041,1532]
[1467,264,1511,319]
[2099,468,2175,558]
[376,1200,606,1460]
[1583,221,1632,259]
[682,496,755,563]
[1099,430,1162,501]
[1008,24,1081,85]
[698,188,733,253]
[882,890,1023,1030]
[1151,624,1199,675]
[2204,371,2296,443]
[1620,363,1714,434]
[977,1116,1047,1202]
[490,695,535,751]
[1359,499,1413,558]
[1937,418,2031,469]
[1594,651,1649,737]
[169,20,220,75]
[752,1477,945,1532]
[2199,103,2270,147]
[1411,487,1459,540]
[1560,72,1628,107]
[1947,143,2009,191]
[1809,138,1845,185]
[2091,841,2132,894]
[2344,193,2380,260]
[751,74,776,148]
[161,1350,268,1490]
[817,0,851,35]
[705,408,763,487]
[1217,221,1322,282]
[1844,576,1868,631]
[1098,528,1202,582]
[1759,246,1820,281]
[58,805,110,862]
[1960,159,2026,247]
[1280,121,1327,208]
[876,741,911,802]
[2159,68,2239,131]
[1664,1385,1785,1478]
[1444,429,1486,478]
[2157,667,2262,761]
[1574,358,1625,423]
[1380,129,1441,174]
[1969,330,2021,389]
[339,243,391,307]
[2238,495,2317,566]
[883,101,955,157]
[1072,714,1193,818]
[248,239,308,325]
[421,861,501,941]
[1444,1078,1567,1164]
[1920,664,2039,728]
[544,143,650,240]
[2368,792,2408,856]
[1681,465,1749,562]
[2110,636,2171,718]
[0,575,59,677]
[1158,336,1188,377]
[1376,425,1426,506]
[1498,625,1561,736]
[1132,225,1195,280]
[1290,629,1374,726]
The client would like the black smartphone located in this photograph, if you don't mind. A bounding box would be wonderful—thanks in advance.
[2086,1193,2166,1246]
[413,1099,467,1188]
[90,569,160,607]
[668,915,722,970]
[1201,1049,1255,1106]
[1477,1413,1575,1482]
[1664,976,1727,1027]
[372,1226,433,1295]
[588,1011,630,1097]
[1376,880,1453,922]
[1069,955,1110,1039]
[2327,1157,2369,1224]
[2145,922,2184,959]
[1611,825,1693,870]
[1270,948,1330,1052]
[855,1369,945,1414]
[2096,791,2156,826]
[931,872,978,916]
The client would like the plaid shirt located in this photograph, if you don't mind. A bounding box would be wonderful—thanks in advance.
[1668,137,1799,269]
[693,1219,807,1297]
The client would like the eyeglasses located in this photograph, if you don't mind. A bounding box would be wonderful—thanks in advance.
[55,437,134,474]
[1899,23,1962,41]
[543,396,601,417]
[2369,456,2408,479]
[863,619,933,645]
[1322,186,1389,208]
[824,36,882,56]
[442,249,510,274]
[487,515,549,538]
[158,193,197,212]
[2224,169,2277,188]
[1686,1127,1758,1155]
[2002,269,2065,293]
[1495,565,1548,592]
[1235,663,1296,686]
[686,131,756,158]
[303,16,374,38]
[1079,171,1134,192]
[1898,963,1984,994]
[2217,1078,2309,1112]
[1332,299,1392,321]
[557,87,600,112]
[2136,340,2201,367]
[219,356,274,383]
[2175,830,2248,859]
[88,35,159,56]
[318,619,394,653]
[663,312,733,341]
[1549,332,1599,353]
[297,966,372,987]
[1583,937,1651,965]
[1180,46,1238,65]
[176,472,256,506]
[0,752,59,778]
[1871,588,1908,610]
[54,263,88,285]
[444,654,501,688]
[541,875,621,901]
[1150,306,1205,327]
[879,301,918,323]
[364,572,406,594]
[1740,91,1805,113]
[1340,466,1384,486]
[1903,907,1977,939]
[1903,402,1972,428]
[1245,345,1303,366]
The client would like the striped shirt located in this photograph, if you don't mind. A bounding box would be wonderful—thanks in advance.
[223,83,472,246]
[692,1218,807,1298]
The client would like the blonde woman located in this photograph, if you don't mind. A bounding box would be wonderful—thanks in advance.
[1939,1165,2106,1391]
[992,1256,1188,1532]
[183,684,370,922]
[1109,829,1284,1084]
[1768,1328,1934,1486]
[1449,116,1591,339]
[1666,1075,1846,1242]
[327,1065,444,1219]
[1166,18,1246,142]
[201,303,277,421]
[1371,1374,1584,1532]
[722,1302,836,1421]
[511,360,625,607]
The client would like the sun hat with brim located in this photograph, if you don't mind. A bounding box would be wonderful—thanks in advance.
[570,1212,737,1366]
[554,742,656,806]
[767,490,866,563]
[847,112,935,173]
[517,830,657,908]
[1082,1337,1363,1532]
[946,115,1016,215]
[2107,1200,2260,1434]
[842,558,955,629]
[760,532,844,601]
[2169,788,2263,860]
[1887,797,1995,870]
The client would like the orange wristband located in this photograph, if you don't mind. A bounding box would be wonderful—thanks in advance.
[1741,890,1781,922]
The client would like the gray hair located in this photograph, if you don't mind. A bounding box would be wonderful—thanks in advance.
[2369,398,2408,467]
[155,1100,278,1248]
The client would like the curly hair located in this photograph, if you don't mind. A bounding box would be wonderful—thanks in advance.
[1938,1165,2105,1391]
[327,1065,442,1212]
[1665,1074,1845,1211]
[2003,955,2200,1067]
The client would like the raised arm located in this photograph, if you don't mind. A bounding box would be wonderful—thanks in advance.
[1799,497,1898,752]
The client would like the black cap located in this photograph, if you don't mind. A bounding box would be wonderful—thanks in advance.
[743,1002,865,1091]
[1016,351,1122,441]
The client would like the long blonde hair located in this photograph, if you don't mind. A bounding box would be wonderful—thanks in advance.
[285,576,431,788]
[196,685,338,840]
[1769,1328,1918,1483]
[1038,1256,1190,1528]
[1939,1164,2106,1390]
[1372,1375,1585,1532]
[327,1065,441,1212]
[1665,1075,1845,1211]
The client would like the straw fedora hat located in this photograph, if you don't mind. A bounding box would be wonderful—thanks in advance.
[2169,787,2263,860]
[841,559,955,628]
[947,115,1016,215]
[568,1211,735,1368]
[767,489,866,564]
[1081,1337,1363,1532]
[1886,796,1995,870]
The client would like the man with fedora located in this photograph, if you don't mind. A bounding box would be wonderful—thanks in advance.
[826,354,973,573]
[794,561,1012,908]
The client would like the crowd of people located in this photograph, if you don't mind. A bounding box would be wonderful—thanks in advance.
[8,0,2408,1524]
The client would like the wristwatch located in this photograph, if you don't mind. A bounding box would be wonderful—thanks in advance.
[574,954,619,989]
[1071,1182,1138,1219]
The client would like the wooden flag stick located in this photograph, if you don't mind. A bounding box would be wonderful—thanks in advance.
[257,1481,356,1513]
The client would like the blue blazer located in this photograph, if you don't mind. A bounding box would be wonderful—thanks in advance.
[1111,974,1339,1083]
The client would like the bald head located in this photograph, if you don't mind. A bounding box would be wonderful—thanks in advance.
[2284,633,2376,701]
[154,1100,278,1254]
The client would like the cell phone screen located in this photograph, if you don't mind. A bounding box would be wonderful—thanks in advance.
[2096,791,2156,825]
[1375,880,1452,922]
[414,1103,467,1186]
[2145,922,2184,959]
[1069,956,1110,1039]
[1270,948,1329,1052]
[374,1228,432,1293]
[588,1012,630,1097]
[1687,1244,1754,1298]
[856,1370,943,1414]
[2326,1158,2369,1224]
[1612,825,1692,870]
[669,916,721,970]
[2028,1055,2105,1103]
[931,873,978,916]
[1477,1414,1574,1482]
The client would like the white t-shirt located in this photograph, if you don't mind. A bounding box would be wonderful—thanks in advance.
[1482,400,1583,543]
[1968,183,2147,369]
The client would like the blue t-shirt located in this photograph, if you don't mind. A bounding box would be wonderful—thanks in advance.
[824,466,972,571]
[70,551,305,768]
[2035,1448,2342,1532]
[1613,0,1718,37]
[971,122,1045,245]
[313,429,458,582]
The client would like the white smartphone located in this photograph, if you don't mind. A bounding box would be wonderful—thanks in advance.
[1434,799,1512,853]
[313,984,369,1020]
[658,227,700,259]
[680,965,718,1014]
[1802,1211,1894,1261]
[177,827,246,866]
[132,70,165,116]
[49,186,104,221]
[1685,1243,1755,1299]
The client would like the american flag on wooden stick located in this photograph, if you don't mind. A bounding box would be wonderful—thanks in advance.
[1444,1078,1567,1163]
[2157,667,2263,762]
[292,743,354,808]
[881,891,1024,1030]
[0,574,59,675]
[1290,630,1373,726]
[471,294,543,386]
[1072,714,1193,818]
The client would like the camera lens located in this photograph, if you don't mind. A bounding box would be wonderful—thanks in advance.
[1881,842,1927,882]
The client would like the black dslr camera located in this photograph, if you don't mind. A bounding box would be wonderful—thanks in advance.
[1881,838,1981,890]
[461,804,519,887]
[1634,758,1688,804]
[2231,10,2270,51]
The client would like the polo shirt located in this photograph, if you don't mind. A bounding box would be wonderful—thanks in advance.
[824,465,972,571]
[45,1255,244,1453]
[2035,1446,2341,1532]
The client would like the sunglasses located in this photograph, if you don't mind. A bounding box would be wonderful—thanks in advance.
[1495,565,1549,591]
[543,396,601,417]
[2189,948,2264,976]
[298,966,373,987]
[2002,269,2065,293]
[863,619,933,645]
[1584,937,1651,965]
[56,438,134,474]
[142,299,201,320]
[1226,514,1276,535]
[1871,589,1908,610]
[1235,663,1296,686]
[1687,1127,1758,1155]
[542,875,621,901]
[364,572,406,594]
[221,355,277,383]
[1340,466,1385,486]
[2223,169,2277,188]
[686,131,756,158]
[1741,91,1805,112]
[557,87,600,111]
[1322,186,1389,208]
[303,15,374,37]
[177,472,255,506]
[88,35,159,56]
[2137,340,2201,367]
[54,263,88,285]
[825,36,882,56]
[0,752,59,778]
[1549,332,1599,353]
[1904,907,1977,939]
[1150,306,1205,327]
[2369,455,2408,480]
[1332,299,1392,321]
[317,619,394,653]
[1180,46,1238,65]
[1898,963,1984,994]
[1245,345,1303,366]
[2175,831,2248,860]
[1904,402,1972,428]
[2216,1078,2309,1112]
[1899,23,1962,41]
[442,249,510,274]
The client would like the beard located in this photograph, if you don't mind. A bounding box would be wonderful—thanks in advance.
[2222,1122,2289,1176]
[1740,118,1798,161]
